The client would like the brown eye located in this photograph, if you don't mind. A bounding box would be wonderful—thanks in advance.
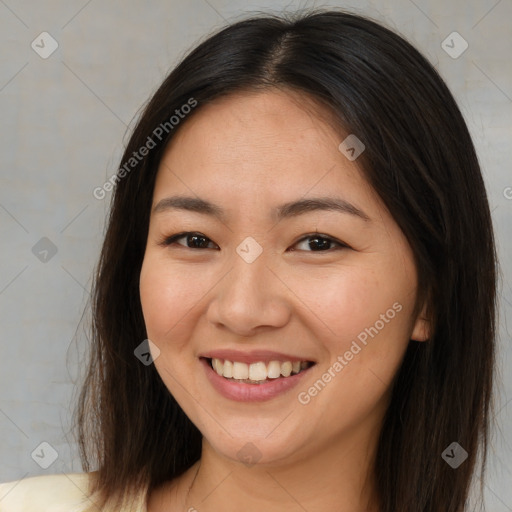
[291,234,347,252]
[158,232,348,252]
[159,232,218,250]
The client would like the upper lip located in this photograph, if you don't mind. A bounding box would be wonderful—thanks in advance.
[199,349,316,365]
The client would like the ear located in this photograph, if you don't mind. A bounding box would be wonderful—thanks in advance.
[410,301,431,342]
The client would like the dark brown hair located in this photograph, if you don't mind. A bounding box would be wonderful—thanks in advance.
[74,8,498,512]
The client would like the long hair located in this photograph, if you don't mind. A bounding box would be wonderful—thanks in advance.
[74,9,498,511]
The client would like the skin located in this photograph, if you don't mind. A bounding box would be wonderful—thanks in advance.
[140,89,430,512]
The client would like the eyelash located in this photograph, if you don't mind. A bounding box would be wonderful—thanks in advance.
[157,231,349,253]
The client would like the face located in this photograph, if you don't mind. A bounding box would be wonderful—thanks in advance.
[139,89,429,467]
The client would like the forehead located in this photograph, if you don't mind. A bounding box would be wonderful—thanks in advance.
[158,91,362,181]
[152,89,386,225]
[166,89,346,157]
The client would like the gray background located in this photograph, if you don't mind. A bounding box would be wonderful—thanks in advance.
[0,0,511,509]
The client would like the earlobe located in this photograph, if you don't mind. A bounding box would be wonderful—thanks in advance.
[410,302,431,342]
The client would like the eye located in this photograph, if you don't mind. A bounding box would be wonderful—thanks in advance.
[290,233,348,252]
[158,231,348,253]
[158,231,218,250]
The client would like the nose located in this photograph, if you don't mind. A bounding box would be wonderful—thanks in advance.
[206,248,292,337]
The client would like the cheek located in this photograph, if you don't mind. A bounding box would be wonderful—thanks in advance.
[292,266,391,341]
[139,255,206,345]
[295,263,413,372]
[294,268,411,425]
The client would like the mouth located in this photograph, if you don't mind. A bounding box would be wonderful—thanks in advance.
[201,357,316,385]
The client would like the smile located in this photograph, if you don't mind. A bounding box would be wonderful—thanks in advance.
[200,356,316,402]
[208,358,313,384]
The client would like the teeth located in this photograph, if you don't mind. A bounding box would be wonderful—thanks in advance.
[249,361,267,381]
[213,358,223,376]
[233,361,249,379]
[223,360,233,378]
[281,361,292,377]
[267,361,281,379]
[210,358,311,381]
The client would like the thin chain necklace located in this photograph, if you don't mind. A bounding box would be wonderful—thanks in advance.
[184,462,201,509]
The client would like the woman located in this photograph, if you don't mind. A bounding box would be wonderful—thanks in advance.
[0,8,497,512]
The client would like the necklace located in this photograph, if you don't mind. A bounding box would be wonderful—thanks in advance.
[184,462,201,509]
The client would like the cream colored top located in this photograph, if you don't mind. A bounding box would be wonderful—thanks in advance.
[0,472,147,512]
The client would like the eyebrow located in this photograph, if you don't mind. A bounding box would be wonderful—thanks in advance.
[152,195,371,222]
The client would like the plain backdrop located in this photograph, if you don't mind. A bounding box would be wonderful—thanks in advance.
[0,0,511,509]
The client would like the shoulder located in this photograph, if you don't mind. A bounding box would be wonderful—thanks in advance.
[0,472,95,512]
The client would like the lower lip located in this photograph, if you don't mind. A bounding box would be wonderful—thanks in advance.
[201,358,313,402]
